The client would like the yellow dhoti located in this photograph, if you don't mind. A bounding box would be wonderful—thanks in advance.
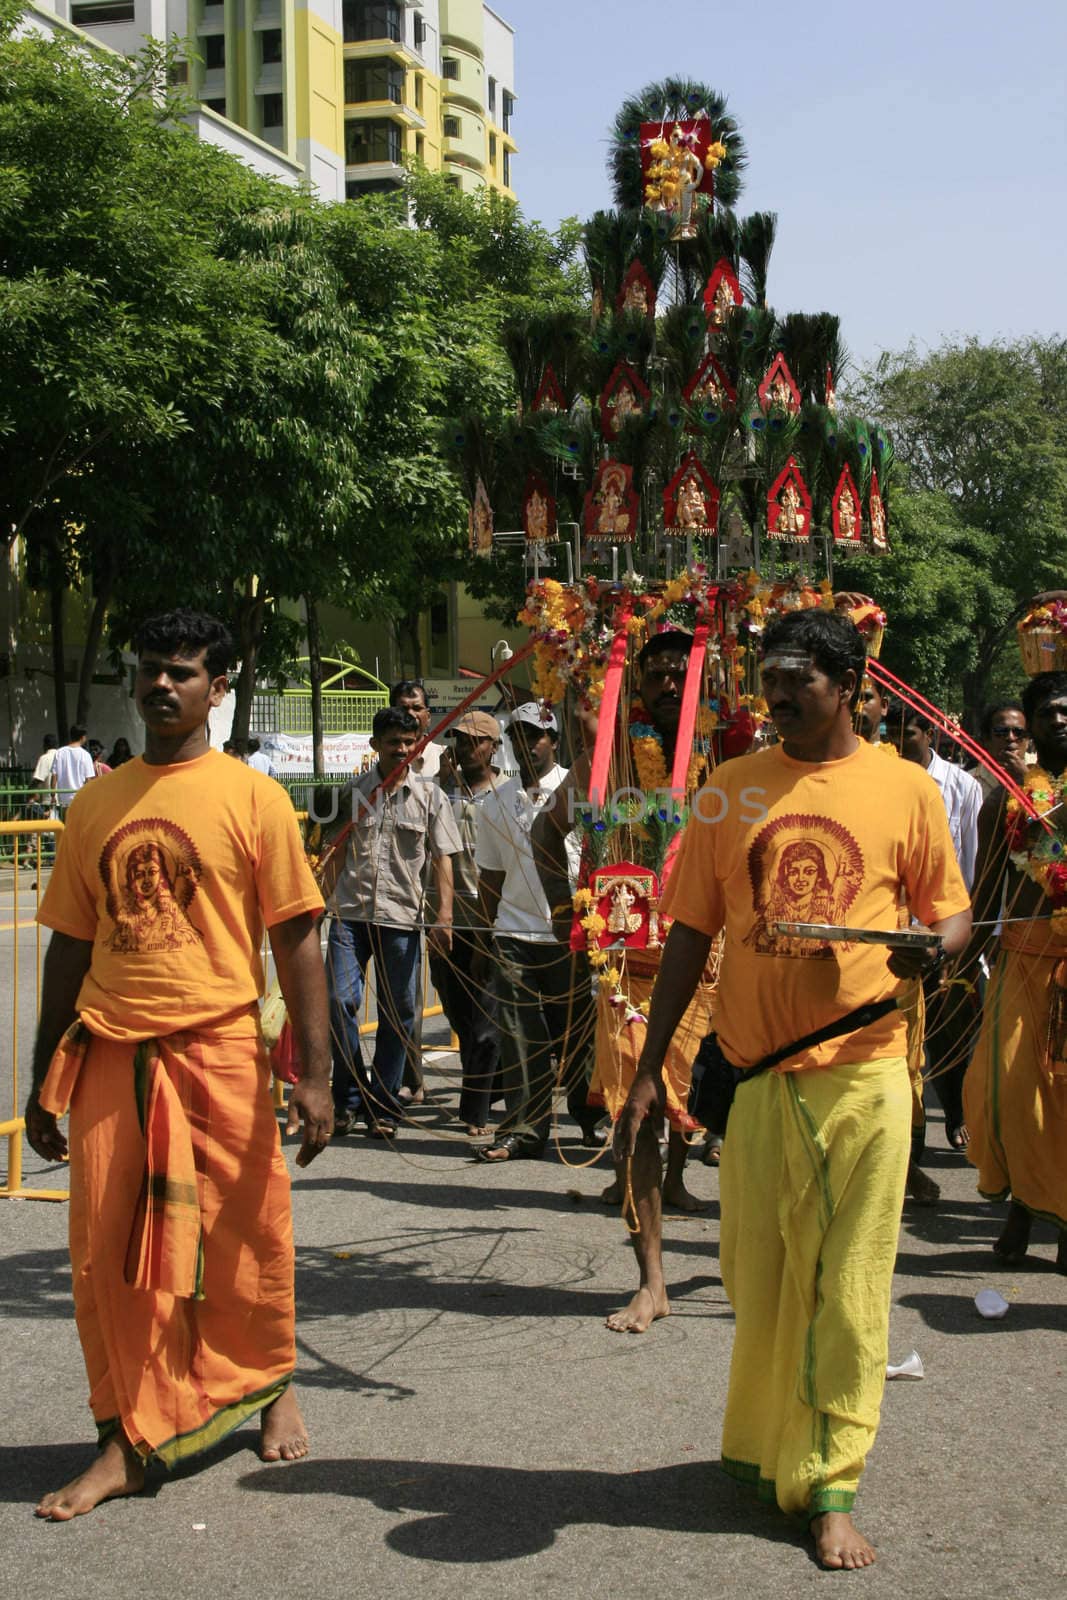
[40,1014,295,1467]
[719,1056,911,1518]
[964,924,1067,1229]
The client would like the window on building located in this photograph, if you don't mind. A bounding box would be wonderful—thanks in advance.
[414,74,423,110]
[261,93,284,128]
[416,134,425,161]
[413,12,425,49]
[342,1,402,44]
[501,89,514,134]
[503,150,511,187]
[445,174,461,190]
[205,97,227,114]
[168,60,189,85]
[204,33,226,69]
[442,57,459,79]
[71,0,135,21]
[443,115,459,138]
[261,28,282,65]
[344,59,403,104]
[345,119,402,166]
[487,75,496,115]
[489,131,497,164]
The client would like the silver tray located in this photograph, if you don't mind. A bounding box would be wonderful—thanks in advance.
[773,921,943,950]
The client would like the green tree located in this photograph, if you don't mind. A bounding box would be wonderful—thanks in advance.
[0,6,299,727]
[840,337,1067,719]
[320,171,585,673]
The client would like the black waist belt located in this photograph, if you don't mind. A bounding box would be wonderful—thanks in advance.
[690,995,901,1136]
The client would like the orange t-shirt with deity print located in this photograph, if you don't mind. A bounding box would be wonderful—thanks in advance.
[38,750,323,1042]
[659,739,970,1072]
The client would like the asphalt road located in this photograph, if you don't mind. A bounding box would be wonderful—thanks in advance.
[2,1081,1065,1600]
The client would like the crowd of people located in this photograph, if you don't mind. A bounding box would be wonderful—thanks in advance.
[20,605,1066,1574]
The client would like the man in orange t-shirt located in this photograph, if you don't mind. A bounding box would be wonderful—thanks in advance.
[24,609,332,1521]
[617,608,971,1571]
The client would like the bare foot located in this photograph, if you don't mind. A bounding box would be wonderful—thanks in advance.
[811,1510,876,1570]
[905,1160,940,1207]
[260,1386,309,1462]
[600,1178,623,1205]
[605,1285,669,1334]
[994,1201,1031,1264]
[35,1434,145,1520]
[662,1180,709,1214]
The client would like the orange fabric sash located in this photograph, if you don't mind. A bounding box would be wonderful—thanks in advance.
[41,1022,205,1299]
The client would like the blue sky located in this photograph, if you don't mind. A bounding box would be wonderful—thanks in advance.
[499,0,1066,372]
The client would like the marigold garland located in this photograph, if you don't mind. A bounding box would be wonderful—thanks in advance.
[1005,765,1067,931]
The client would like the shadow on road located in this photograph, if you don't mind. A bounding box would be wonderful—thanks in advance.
[236,1454,798,1563]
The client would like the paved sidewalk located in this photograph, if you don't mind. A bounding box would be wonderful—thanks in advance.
[2,1094,1065,1600]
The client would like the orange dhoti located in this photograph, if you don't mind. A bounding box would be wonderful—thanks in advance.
[588,962,716,1131]
[964,921,1067,1229]
[40,1014,295,1467]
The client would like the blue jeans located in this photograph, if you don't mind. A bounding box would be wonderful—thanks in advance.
[326,918,420,1126]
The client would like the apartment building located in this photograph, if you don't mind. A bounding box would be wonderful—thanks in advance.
[28,0,516,204]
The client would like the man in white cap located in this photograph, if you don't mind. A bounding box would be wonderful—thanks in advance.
[473,702,595,1159]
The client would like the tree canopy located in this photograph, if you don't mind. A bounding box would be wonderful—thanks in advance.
[837,336,1067,717]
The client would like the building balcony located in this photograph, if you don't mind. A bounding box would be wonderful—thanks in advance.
[342,38,419,68]
[344,97,424,129]
[443,136,485,173]
[344,158,405,184]
[441,0,484,59]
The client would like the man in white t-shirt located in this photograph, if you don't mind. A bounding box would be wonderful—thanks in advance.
[474,702,594,1161]
[52,726,96,810]
[886,702,983,1151]
[246,738,278,778]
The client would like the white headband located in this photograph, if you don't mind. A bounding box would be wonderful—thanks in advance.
[761,653,812,672]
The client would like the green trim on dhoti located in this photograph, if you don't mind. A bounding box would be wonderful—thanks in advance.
[808,1485,858,1517]
[152,1375,292,1469]
[720,1456,778,1504]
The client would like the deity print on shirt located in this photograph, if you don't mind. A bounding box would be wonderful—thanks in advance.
[745,811,864,958]
[99,817,204,953]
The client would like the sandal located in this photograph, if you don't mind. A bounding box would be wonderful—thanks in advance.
[366,1121,397,1140]
[475,1133,544,1163]
[701,1134,723,1166]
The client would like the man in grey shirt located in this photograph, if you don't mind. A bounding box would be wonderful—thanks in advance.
[326,706,460,1137]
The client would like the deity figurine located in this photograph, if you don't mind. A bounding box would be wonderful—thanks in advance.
[607,881,643,936]
[609,382,641,427]
[596,469,631,537]
[766,375,794,411]
[775,481,806,537]
[837,491,856,540]
[526,488,549,543]
[870,491,887,549]
[709,276,737,327]
[471,493,493,553]
[669,125,705,240]
[694,372,725,408]
[622,277,649,315]
[676,473,709,530]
